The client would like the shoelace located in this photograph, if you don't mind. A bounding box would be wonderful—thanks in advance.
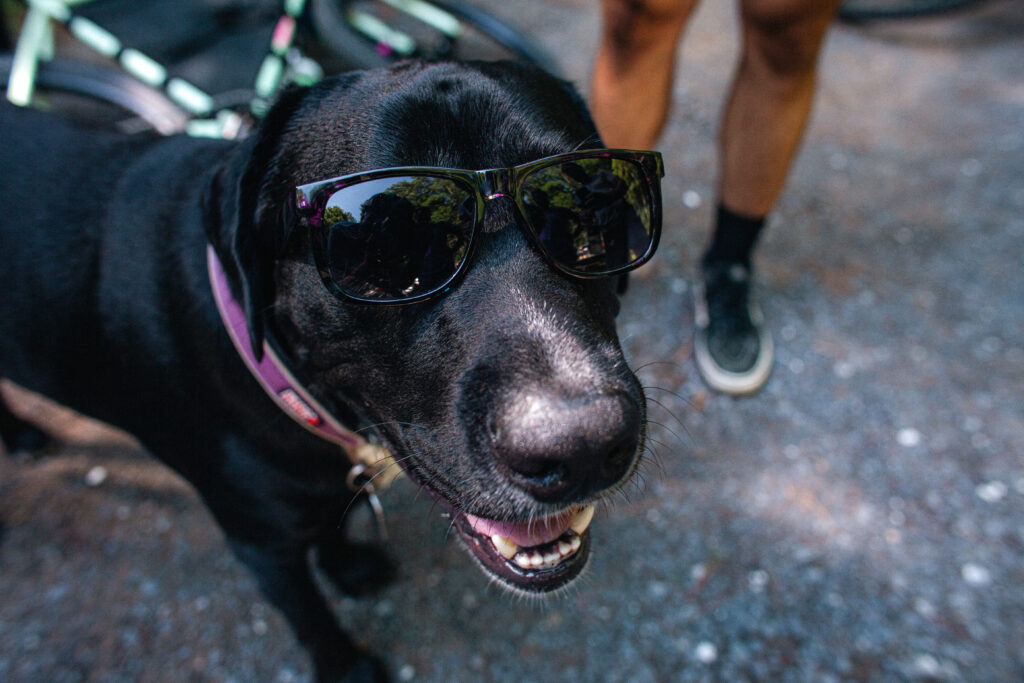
[704,262,754,335]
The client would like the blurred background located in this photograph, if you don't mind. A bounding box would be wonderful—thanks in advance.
[1,0,1022,680]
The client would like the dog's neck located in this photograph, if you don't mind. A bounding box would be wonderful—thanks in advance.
[206,245,400,491]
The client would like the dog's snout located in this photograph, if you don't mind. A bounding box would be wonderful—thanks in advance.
[489,391,641,502]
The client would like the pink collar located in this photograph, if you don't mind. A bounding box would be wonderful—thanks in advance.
[206,246,399,492]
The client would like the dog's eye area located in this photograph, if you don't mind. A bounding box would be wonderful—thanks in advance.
[520,158,656,277]
[305,152,662,304]
[323,176,474,301]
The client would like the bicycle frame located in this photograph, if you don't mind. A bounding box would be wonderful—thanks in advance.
[5,0,553,138]
[6,0,320,137]
[345,0,462,57]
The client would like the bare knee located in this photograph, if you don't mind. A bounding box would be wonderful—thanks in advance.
[601,0,695,54]
[739,0,842,80]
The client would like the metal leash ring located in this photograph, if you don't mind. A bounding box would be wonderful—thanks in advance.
[346,462,389,542]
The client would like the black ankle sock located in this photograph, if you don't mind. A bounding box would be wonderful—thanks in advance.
[702,204,766,267]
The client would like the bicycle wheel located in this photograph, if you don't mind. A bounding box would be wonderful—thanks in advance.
[307,0,556,73]
[838,0,989,21]
[1,56,189,134]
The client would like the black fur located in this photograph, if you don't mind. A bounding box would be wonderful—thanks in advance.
[0,61,646,681]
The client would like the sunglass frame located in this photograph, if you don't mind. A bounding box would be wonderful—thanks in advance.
[294,148,665,305]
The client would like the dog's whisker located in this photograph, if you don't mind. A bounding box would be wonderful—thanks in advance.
[571,134,602,152]
[643,396,690,436]
[645,417,691,449]
[632,359,685,374]
[644,437,675,464]
[354,420,428,434]
[642,383,697,410]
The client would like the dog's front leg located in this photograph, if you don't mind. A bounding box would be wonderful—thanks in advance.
[227,538,387,682]
[185,442,388,682]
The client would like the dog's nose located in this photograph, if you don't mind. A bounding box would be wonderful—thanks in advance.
[489,390,641,502]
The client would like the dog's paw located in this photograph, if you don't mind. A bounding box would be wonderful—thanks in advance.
[316,541,397,597]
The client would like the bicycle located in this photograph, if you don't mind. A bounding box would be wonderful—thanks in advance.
[2,0,554,137]
[839,0,992,21]
[306,0,555,71]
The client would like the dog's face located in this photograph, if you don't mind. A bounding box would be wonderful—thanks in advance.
[208,62,648,593]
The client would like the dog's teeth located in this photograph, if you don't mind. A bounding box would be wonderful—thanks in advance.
[514,553,534,569]
[497,515,589,569]
[491,534,519,560]
[569,505,595,535]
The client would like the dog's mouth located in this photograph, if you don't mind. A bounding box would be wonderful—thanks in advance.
[451,505,595,593]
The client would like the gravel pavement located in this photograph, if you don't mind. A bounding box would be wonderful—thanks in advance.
[2,1,1023,680]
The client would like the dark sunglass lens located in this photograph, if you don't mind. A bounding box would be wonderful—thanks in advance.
[322,176,474,301]
[521,157,654,275]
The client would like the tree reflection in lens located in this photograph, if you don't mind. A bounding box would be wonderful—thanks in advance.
[327,176,473,300]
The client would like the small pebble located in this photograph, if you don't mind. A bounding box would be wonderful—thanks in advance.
[897,428,922,448]
[961,563,991,586]
[84,466,108,487]
[694,641,718,664]
[970,433,991,449]
[914,597,937,619]
[748,569,769,592]
[979,336,1002,354]
[975,481,1007,503]
[833,361,855,379]
[913,653,942,677]
[959,158,982,177]
[648,581,669,599]
[961,416,982,432]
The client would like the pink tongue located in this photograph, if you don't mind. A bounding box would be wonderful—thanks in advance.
[465,509,575,548]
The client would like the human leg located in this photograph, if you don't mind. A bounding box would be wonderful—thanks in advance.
[696,0,842,395]
[718,0,843,216]
[591,0,699,149]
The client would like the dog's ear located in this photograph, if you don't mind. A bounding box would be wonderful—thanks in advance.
[202,86,307,359]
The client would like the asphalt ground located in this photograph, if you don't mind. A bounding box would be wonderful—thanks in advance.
[1,0,1023,680]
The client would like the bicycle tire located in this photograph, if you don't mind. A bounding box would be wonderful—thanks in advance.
[1,56,190,134]
[307,0,556,73]
[838,0,989,21]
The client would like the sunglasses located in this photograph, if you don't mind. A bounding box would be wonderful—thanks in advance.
[294,148,664,304]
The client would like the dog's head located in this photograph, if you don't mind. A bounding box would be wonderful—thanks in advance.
[205,61,658,593]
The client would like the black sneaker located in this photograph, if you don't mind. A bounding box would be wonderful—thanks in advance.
[693,260,774,395]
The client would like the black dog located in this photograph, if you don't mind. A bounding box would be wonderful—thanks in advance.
[0,61,659,680]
